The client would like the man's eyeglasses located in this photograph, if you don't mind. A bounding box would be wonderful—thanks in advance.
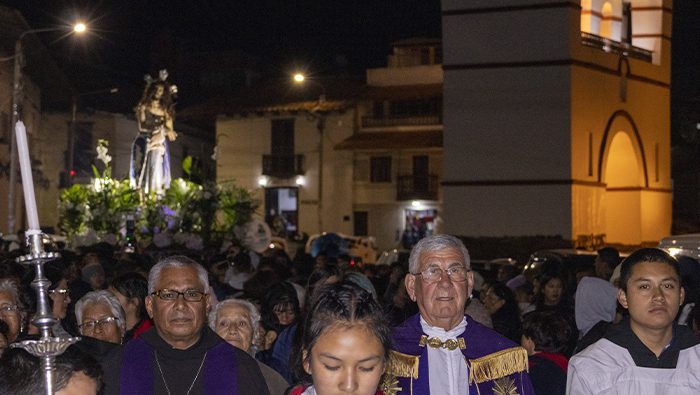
[414,266,469,283]
[0,305,17,317]
[79,316,118,331]
[151,289,206,302]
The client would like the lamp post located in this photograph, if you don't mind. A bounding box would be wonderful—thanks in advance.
[6,23,86,233]
[294,74,327,234]
[68,87,118,186]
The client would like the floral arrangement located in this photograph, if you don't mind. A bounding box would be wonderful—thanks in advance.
[58,140,257,249]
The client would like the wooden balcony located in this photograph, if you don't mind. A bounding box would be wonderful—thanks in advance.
[397,175,439,201]
[262,155,305,179]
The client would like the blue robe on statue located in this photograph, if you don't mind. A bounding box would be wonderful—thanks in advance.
[383,313,535,395]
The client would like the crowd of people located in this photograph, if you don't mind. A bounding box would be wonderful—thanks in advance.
[0,234,699,394]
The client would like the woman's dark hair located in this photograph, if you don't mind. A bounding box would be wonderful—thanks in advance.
[303,264,343,310]
[292,280,393,386]
[533,271,566,307]
[110,272,149,321]
[490,282,516,305]
[522,311,570,354]
[242,271,279,305]
[262,282,301,326]
[619,248,681,292]
[231,252,253,273]
[290,253,315,280]
[137,80,175,116]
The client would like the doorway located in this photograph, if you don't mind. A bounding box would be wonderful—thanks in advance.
[264,187,299,238]
[402,209,437,249]
[604,132,642,244]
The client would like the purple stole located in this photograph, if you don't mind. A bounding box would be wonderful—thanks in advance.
[387,314,535,395]
[119,337,238,395]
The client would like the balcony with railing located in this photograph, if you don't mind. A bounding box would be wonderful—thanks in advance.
[262,155,305,179]
[580,32,652,63]
[362,115,442,128]
[397,175,439,201]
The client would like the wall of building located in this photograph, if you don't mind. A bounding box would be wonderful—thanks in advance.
[441,0,671,244]
[366,65,443,86]
[0,68,45,233]
[216,111,355,238]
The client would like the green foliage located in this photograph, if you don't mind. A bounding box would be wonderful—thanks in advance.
[57,141,257,248]
[182,156,192,175]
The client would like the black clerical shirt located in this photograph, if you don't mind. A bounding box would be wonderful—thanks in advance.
[101,326,269,395]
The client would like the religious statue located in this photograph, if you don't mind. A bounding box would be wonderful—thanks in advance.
[130,70,178,195]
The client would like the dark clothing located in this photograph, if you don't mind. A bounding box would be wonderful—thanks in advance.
[574,320,612,355]
[101,326,269,395]
[528,353,567,395]
[74,335,119,363]
[604,316,699,368]
[270,324,296,383]
[490,304,522,343]
[529,302,577,357]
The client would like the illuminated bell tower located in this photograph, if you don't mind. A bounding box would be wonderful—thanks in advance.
[441,0,672,245]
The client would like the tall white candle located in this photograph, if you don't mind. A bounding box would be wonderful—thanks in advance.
[15,121,40,231]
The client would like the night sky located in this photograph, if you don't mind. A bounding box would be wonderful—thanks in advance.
[0,0,442,109]
[0,0,697,117]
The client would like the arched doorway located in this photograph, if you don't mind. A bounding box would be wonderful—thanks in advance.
[604,132,643,244]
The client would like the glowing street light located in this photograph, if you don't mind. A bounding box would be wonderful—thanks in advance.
[7,22,87,232]
[294,74,304,82]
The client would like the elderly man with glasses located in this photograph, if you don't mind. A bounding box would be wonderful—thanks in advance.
[101,255,269,395]
[385,235,534,395]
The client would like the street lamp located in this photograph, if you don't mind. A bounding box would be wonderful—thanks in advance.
[6,23,86,233]
[294,74,327,233]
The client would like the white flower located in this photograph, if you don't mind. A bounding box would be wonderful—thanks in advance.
[211,145,220,161]
[96,145,112,165]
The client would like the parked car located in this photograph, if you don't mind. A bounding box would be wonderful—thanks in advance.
[658,233,700,259]
[305,233,378,265]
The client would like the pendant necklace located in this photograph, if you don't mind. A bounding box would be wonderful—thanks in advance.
[155,350,208,395]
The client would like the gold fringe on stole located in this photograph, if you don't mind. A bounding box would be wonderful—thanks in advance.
[468,347,529,385]
[385,350,420,379]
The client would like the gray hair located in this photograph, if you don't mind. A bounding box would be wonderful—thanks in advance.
[75,290,126,335]
[208,298,261,353]
[0,278,26,321]
[148,255,209,294]
[408,234,471,273]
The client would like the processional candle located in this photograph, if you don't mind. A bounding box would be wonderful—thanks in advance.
[15,121,41,231]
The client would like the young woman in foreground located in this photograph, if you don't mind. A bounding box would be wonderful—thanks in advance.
[289,280,392,395]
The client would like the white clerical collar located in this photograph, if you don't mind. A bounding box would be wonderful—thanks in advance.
[420,315,468,340]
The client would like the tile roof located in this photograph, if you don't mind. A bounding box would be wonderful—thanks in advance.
[334,130,443,150]
[179,76,366,119]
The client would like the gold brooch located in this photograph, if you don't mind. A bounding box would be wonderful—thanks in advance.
[419,335,466,351]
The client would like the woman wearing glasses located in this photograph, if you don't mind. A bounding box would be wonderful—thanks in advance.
[0,278,25,343]
[22,262,72,338]
[75,290,126,345]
